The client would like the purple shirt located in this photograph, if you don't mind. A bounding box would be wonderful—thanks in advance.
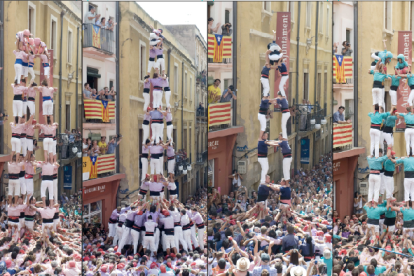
[141,181,150,190]
[150,145,164,155]
[149,181,164,192]
[162,78,169,88]
[149,78,165,88]
[146,211,160,222]
[134,213,146,227]
[144,81,150,89]
[110,209,119,221]
[165,113,172,122]
[144,220,158,233]
[150,110,163,120]
[155,48,163,56]
[142,146,149,154]
[120,206,131,214]
[119,212,127,223]
[191,212,203,225]
[149,48,156,58]
[166,147,175,157]
[126,210,138,221]
[144,114,151,121]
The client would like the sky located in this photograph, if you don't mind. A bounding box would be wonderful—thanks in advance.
[137,2,207,41]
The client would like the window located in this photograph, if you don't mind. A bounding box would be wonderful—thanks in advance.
[263,2,271,12]
[184,72,188,97]
[83,201,102,225]
[174,65,178,94]
[306,2,312,28]
[67,30,73,64]
[318,3,323,33]
[190,77,193,100]
[28,5,35,36]
[140,44,146,80]
[66,103,70,131]
[225,10,230,24]
[51,17,57,50]
[304,72,309,100]
[385,2,392,31]
[109,80,114,91]
[345,99,354,122]
[326,5,330,36]
[346,30,351,44]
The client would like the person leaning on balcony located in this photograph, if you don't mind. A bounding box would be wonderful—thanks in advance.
[107,135,122,154]
[333,106,351,124]
[341,41,353,57]
[106,18,117,31]
[208,79,221,104]
[208,18,221,35]
[83,83,91,99]
[84,6,100,25]
[98,136,107,155]
[220,85,237,103]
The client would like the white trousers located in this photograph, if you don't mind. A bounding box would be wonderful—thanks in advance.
[370,128,381,157]
[22,66,28,78]
[41,180,53,199]
[42,100,53,116]
[21,138,27,156]
[52,140,57,156]
[383,132,394,146]
[13,100,23,117]
[258,158,268,184]
[9,179,20,196]
[283,157,292,180]
[108,222,116,238]
[19,177,26,195]
[174,226,187,251]
[113,225,123,246]
[25,178,33,195]
[24,220,34,230]
[28,67,35,83]
[143,93,150,112]
[258,113,267,131]
[197,227,204,250]
[53,179,58,202]
[379,131,384,151]
[163,234,176,249]
[409,90,414,107]
[183,229,193,252]
[190,225,199,248]
[372,88,382,106]
[117,225,131,253]
[159,156,164,174]
[27,139,33,152]
[261,77,270,97]
[141,157,149,180]
[151,123,162,144]
[150,158,161,175]
[27,101,35,116]
[167,124,173,143]
[156,58,165,72]
[381,88,386,110]
[168,159,175,174]
[368,174,381,202]
[142,124,149,145]
[153,90,163,109]
[14,64,22,83]
[379,173,385,195]
[281,113,291,139]
[406,128,414,156]
[384,175,394,199]
[279,76,288,97]
[11,137,21,152]
[43,138,54,154]
[165,91,171,108]
[130,229,140,254]
[404,178,414,202]
[147,60,156,73]
[44,67,50,78]
[143,235,156,252]
[389,89,397,106]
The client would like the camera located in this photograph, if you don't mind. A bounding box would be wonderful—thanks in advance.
[346,43,350,47]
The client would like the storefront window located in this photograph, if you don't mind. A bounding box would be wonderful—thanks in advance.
[83,201,102,226]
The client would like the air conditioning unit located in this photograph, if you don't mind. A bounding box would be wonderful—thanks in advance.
[359,182,368,196]
[238,161,247,174]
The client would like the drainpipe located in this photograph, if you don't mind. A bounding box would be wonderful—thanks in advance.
[116,2,120,174]
[75,26,79,189]
[313,2,319,106]
[294,2,301,173]
[232,1,238,173]
[353,1,359,192]
[0,1,3,155]
[181,61,184,150]
[58,10,64,195]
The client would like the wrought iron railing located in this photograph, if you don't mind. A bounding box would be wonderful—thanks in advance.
[83,23,115,55]
[57,134,82,160]
[196,151,208,164]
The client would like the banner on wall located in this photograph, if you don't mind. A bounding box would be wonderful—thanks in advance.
[333,55,353,84]
[64,166,72,189]
[274,12,291,111]
[396,31,413,131]
[300,138,310,164]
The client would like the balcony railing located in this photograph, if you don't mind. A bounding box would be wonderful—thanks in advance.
[295,105,326,132]
[208,102,232,132]
[196,151,208,164]
[333,123,353,149]
[57,134,82,160]
[83,23,115,55]
[196,108,207,118]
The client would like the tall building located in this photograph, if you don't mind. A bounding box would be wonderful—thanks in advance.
[1,1,82,198]
[118,2,201,202]
[357,2,413,202]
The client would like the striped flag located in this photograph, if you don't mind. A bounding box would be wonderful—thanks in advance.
[208,102,231,126]
[92,24,101,48]
[84,99,115,121]
[333,123,352,147]
[97,154,115,174]
[208,34,232,62]
[90,156,98,179]
[333,55,352,83]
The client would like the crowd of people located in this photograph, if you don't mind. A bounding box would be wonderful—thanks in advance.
[84,5,117,31]
[83,83,117,102]
[6,29,83,275]
[208,153,333,276]
[83,189,207,276]
[82,135,123,157]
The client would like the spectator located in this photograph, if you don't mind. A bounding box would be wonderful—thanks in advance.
[97,17,106,28]
[82,138,89,157]
[342,41,353,56]
[208,17,221,34]
[221,23,233,36]
[106,17,117,31]
[197,102,204,115]
[107,135,122,154]
[220,85,237,103]
[84,6,100,25]
[208,79,222,104]
[282,225,299,252]
[91,140,100,156]
[98,136,107,155]
[333,106,351,124]
[90,89,98,99]
[83,83,91,99]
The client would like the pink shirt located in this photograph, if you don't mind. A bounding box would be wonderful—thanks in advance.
[39,124,56,135]
[8,205,26,217]
[27,87,36,98]
[10,123,24,134]
[22,53,29,63]
[37,207,55,219]
[18,162,25,173]
[28,55,35,63]
[25,161,35,175]
[12,85,28,95]
[7,162,22,174]
[53,166,58,174]
[36,162,54,175]
[26,124,35,136]
[141,181,150,190]
[24,204,36,216]
[39,54,48,63]
[13,50,29,60]
[40,86,55,97]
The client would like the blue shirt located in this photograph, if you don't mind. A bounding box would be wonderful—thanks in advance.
[369,70,390,82]
[279,140,291,154]
[384,158,398,172]
[260,99,270,110]
[396,157,414,171]
[276,98,289,109]
[107,141,118,154]
[368,112,389,124]
[258,140,268,154]
[367,155,388,170]
[400,208,414,221]
[390,75,402,87]
[399,113,414,124]
[363,205,387,219]
[261,66,270,76]
[278,63,287,74]
[333,111,345,123]
[385,115,397,127]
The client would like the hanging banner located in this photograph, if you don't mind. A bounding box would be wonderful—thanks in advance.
[396,31,413,131]
[333,55,353,84]
[64,166,72,189]
[207,34,231,63]
[274,12,291,111]
[92,24,101,48]
[300,138,310,164]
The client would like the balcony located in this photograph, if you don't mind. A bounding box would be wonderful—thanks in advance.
[83,153,116,180]
[208,102,232,132]
[83,23,115,56]
[57,134,82,163]
[333,55,353,84]
[196,151,208,165]
[174,157,191,177]
[295,105,327,133]
[196,108,208,119]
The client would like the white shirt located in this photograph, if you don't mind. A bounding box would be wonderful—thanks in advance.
[84,11,96,24]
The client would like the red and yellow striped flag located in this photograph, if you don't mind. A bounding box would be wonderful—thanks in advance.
[208,102,232,126]
[333,123,352,147]
[84,99,115,121]
[97,154,115,174]
[208,34,232,62]
[333,55,352,84]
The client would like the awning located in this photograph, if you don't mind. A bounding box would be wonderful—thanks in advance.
[87,68,101,78]
[208,2,214,6]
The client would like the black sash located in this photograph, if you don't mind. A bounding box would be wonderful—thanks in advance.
[164,228,174,235]
[367,218,379,225]
[42,175,53,181]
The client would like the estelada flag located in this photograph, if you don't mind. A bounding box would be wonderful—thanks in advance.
[90,156,98,179]
[102,100,110,122]
[92,24,101,48]
[208,34,232,63]
[333,55,345,84]
[82,157,91,181]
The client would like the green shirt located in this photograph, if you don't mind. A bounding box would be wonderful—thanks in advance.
[399,113,414,124]
[367,155,388,170]
[363,205,387,220]
[400,208,414,221]
[368,112,389,124]
[396,157,414,171]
